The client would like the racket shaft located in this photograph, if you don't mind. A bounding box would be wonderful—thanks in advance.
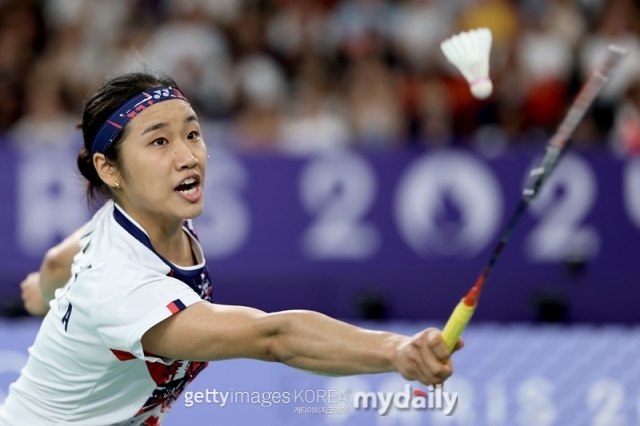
[522,145,560,201]
[441,300,476,351]
[523,45,625,202]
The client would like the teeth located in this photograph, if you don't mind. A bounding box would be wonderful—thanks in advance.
[181,177,196,185]
[178,186,198,195]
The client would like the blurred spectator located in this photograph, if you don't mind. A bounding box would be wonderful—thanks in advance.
[517,11,572,133]
[279,80,351,154]
[0,0,636,155]
[166,0,242,26]
[579,0,640,136]
[397,66,455,147]
[279,52,351,153]
[232,54,287,151]
[9,61,78,148]
[266,1,335,60]
[611,79,640,155]
[458,0,518,47]
[344,56,403,148]
[545,0,587,49]
[0,0,46,132]
[389,0,454,71]
[144,1,230,116]
[330,0,392,49]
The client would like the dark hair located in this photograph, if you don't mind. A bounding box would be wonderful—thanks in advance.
[77,72,180,202]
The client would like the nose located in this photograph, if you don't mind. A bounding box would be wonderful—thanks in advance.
[174,138,198,170]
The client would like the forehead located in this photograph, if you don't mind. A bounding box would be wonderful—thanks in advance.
[127,99,196,129]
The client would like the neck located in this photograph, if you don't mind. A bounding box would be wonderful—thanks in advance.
[116,201,191,266]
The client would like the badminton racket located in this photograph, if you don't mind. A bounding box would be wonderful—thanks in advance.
[441,44,628,351]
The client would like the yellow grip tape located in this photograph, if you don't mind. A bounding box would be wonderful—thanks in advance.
[441,300,476,352]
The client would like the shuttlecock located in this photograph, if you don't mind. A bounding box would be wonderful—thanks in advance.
[440,28,493,100]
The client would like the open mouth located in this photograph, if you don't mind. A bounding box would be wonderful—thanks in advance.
[175,177,200,196]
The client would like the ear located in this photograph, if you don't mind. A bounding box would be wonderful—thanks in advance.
[93,153,121,187]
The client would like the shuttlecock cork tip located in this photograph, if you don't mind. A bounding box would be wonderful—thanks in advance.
[470,78,493,100]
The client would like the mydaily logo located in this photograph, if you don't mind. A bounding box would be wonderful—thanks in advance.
[353,384,458,416]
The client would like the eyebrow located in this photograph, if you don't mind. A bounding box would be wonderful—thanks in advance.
[140,115,199,136]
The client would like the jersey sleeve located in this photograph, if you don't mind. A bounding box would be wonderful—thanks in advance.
[91,274,205,363]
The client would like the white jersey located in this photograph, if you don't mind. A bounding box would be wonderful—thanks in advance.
[0,200,213,426]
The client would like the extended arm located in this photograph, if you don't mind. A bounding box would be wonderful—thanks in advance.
[39,224,87,302]
[20,224,86,315]
[142,303,462,385]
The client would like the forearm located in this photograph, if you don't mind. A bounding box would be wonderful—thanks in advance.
[39,248,73,302]
[265,310,405,376]
[39,224,87,302]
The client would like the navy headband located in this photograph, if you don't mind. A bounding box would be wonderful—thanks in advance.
[91,86,189,156]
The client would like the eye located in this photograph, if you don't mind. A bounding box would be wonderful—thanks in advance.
[152,138,168,146]
[187,131,200,140]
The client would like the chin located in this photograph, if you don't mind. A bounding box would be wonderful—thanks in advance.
[179,202,204,220]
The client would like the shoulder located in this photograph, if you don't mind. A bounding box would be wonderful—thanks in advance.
[87,199,115,234]
[76,200,114,250]
[73,208,173,297]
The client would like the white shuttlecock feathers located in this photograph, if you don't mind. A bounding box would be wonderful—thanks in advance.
[440,28,493,100]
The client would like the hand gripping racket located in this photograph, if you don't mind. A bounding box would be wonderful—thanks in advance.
[441,45,627,351]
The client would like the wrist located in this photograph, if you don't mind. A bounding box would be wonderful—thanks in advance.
[385,333,410,374]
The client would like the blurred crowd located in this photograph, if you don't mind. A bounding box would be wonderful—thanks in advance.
[1,0,640,155]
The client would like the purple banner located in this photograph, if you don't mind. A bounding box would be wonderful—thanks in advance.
[1,144,639,322]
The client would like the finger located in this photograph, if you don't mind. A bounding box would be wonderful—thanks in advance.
[425,353,453,380]
[418,368,445,387]
[453,338,464,352]
[416,331,452,380]
[411,359,442,386]
[417,338,453,381]
[427,329,452,361]
[403,350,443,386]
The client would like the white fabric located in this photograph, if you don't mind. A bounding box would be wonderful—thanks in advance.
[0,201,211,425]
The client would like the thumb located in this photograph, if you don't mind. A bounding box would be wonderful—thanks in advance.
[426,329,451,360]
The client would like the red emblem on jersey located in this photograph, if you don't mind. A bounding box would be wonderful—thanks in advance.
[166,299,186,314]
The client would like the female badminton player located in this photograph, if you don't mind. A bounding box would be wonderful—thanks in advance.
[4,72,462,426]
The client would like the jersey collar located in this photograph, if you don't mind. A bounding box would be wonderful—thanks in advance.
[112,203,205,281]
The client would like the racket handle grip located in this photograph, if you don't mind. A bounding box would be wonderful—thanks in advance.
[441,300,476,352]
